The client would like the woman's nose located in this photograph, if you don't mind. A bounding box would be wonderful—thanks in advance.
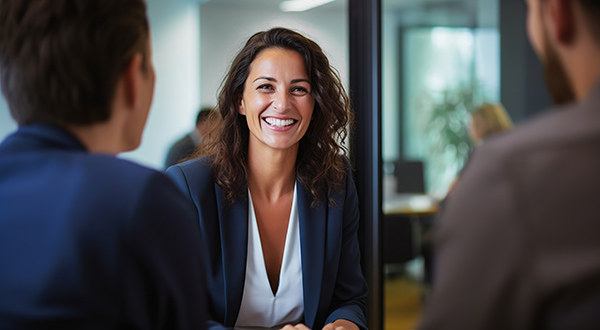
[272,91,290,112]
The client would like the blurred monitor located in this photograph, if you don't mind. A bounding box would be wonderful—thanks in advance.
[394,160,425,194]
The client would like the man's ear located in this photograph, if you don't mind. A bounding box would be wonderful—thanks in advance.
[548,0,575,44]
[121,54,144,110]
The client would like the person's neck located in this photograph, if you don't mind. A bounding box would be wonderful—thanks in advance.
[66,121,124,155]
[247,141,297,202]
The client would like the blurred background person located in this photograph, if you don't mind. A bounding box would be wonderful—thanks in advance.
[0,0,206,328]
[167,28,367,330]
[447,102,514,193]
[164,107,213,168]
[469,103,514,146]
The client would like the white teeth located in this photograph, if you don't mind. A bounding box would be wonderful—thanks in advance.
[265,118,295,127]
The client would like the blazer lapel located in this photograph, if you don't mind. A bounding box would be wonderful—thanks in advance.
[215,185,248,327]
[297,184,327,328]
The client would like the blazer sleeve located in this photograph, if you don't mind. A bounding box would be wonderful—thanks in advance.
[325,167,369,330]
[120,171,208,330]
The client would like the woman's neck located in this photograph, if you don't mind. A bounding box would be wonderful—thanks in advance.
[247,141,298,202]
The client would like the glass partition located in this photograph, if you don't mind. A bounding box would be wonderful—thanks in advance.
[381,0,499,328]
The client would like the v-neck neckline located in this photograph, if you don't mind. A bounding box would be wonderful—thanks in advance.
[247,183,297,297]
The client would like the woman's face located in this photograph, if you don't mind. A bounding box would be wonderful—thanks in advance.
[239,48,315,153]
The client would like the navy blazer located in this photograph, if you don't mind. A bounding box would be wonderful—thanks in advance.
[166,156,368,330]
[0,124,206,329]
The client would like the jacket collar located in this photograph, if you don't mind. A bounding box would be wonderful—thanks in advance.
[297,183,327,328]
[215,185,249,327]
[216,182,327,328]
[9,124,87,152]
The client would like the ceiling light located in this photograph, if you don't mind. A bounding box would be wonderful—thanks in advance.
[279,0,336,12]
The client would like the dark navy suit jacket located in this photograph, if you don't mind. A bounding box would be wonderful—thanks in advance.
[166,156,368,330]
[0,124,206,329]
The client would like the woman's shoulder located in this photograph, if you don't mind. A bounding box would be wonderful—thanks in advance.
[333,154,353,185]
[165,155,215,187]
[340,154,352,173]
[171,155,214,173]
[323,155,355,204]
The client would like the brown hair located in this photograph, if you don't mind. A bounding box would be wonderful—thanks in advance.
[0,0,150,126]
[199,28,353,207]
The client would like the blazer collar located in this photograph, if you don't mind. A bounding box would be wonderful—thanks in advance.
[297,183,327,328]
[217,182,327,328]
[11,124,87,152]
[215,185,248,327]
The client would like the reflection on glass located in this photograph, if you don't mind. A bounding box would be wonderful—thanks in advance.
[382,0,499,329]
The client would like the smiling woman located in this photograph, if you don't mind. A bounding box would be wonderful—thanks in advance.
[165,27,367,330]
[200,28,352,208]
[240,48,315,153]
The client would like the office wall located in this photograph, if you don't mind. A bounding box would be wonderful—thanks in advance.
[121,0,201,168]
[199,4,349,108]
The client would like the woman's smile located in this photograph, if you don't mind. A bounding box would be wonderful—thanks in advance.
[262,116,298,131]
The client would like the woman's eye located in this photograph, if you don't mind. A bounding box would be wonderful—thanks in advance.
[257,84,274,90]
[292,86,309,94]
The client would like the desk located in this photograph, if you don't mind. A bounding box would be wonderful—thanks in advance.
[383,194,440,283]
[383,193,440,216]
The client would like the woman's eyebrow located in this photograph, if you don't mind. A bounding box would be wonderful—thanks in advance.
[253,76,276,83]
[291,78,310,84]
[253,77,310,84]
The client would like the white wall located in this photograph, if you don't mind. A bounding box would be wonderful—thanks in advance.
[120,0,202,169]
[199,4,349,108]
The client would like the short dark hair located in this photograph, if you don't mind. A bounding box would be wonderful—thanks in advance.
[196,107,213,126]
[199,27,353,207]
[0,0,150,126]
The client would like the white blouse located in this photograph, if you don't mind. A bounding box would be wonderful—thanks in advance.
[234,184,304,330]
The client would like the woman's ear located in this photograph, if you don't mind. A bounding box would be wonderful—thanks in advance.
[238,97,246,116]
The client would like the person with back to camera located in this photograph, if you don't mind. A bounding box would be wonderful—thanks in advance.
[418,0,600,329]
[0,0,206,328]
[166,27,368,330]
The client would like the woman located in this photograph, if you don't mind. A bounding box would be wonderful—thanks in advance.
[166,28,368,330]
[447,103,514,195]
[469,103,514,145]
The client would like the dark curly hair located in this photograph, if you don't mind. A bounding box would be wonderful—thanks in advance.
[198,27,353,207]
